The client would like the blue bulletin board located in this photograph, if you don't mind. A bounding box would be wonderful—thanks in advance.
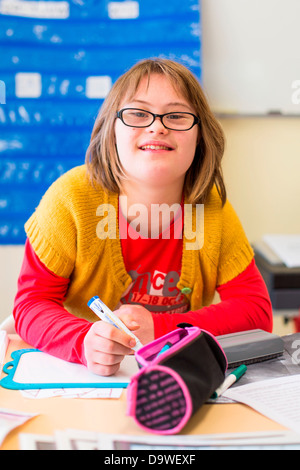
[0,0,201,244]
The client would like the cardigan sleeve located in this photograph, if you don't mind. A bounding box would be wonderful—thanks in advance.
[24,171,78,279]
[216,199,254,286]
[13,239,91,365]
[152,259,273,338]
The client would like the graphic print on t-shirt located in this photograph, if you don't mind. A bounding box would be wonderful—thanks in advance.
[120,265,188,314]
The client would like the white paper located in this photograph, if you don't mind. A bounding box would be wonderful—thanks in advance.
[0,330,9,376]
[263,234,300,267]
[14,351,138,386]
[20,387,123,399]
[55,429,100,450]
[0,0,69,19]
[223,375,300,434]
[97,430,300,450]
[21,429,300,450]
[0,408,37,446]
[108,1,139,19]
[0,80,5,104]
[15,72,42,98]
[19,432,56,450]
[86,76,112,99]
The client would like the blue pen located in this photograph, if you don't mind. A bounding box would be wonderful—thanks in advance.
[88,296,143,352]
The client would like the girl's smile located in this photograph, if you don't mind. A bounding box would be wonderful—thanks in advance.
[139,140,175,152]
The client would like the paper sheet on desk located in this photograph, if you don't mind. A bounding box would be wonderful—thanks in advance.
[208,333,300,404]
[0,408,37,446]
[20,387,123,399]
[223,375,300,434]
[0,331,9,376]
[13,350,138,385]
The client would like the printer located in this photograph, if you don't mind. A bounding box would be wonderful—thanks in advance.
[254,240,300,312]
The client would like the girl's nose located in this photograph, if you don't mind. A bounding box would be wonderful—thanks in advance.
[147,116,169,133]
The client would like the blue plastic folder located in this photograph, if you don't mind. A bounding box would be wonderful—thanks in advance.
[0,349,139,390]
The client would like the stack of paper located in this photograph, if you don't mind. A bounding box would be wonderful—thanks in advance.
[19,428,300,450]
[0,408,37,447]
[0,331,8,376]
[224,375,300,434]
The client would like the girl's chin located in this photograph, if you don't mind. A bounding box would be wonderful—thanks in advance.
[132,173,179,187]
[129,164,182,183]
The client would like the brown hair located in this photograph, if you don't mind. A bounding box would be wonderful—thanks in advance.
[85,58,226,206]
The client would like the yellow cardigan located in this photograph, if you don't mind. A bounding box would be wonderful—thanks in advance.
[25,165,254,322]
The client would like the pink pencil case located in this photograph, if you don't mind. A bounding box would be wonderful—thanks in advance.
[127,324,227,435]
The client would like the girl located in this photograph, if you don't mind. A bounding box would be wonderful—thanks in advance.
[14,58,272,376]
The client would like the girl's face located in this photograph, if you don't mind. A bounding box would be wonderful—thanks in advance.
[114,73,199,194]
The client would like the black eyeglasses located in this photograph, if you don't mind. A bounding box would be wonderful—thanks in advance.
[116,108,200,131]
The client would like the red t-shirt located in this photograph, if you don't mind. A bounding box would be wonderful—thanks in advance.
[119,202,188,315]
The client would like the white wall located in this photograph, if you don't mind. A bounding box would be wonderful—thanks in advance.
[220,116,300,243]
[0,245,25,323]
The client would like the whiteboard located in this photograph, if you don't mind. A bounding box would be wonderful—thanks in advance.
[201,0,300,115]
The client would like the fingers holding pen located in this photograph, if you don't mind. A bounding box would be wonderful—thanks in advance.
[94,320,137,351]
[83,320,136,376]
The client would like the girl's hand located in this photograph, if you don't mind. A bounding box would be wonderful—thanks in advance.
[83,304,154,376]
[113,304,155,346]
[83,319,137,376]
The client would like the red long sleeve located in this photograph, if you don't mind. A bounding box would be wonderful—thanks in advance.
[13,240,91,365]
[152,259,273,337]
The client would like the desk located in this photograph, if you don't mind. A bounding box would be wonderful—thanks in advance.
[1,335,286,450]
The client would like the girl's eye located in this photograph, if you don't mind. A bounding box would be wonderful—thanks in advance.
[167,114,187,120]
[126,111,150,120]
[133,112,149,118]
